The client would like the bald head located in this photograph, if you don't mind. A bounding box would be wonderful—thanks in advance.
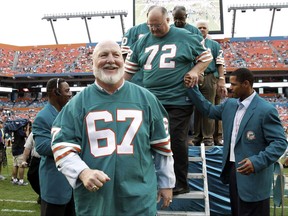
[196,20,209,38]
[93,40,122,58]
[147,6,170,38]
[92,40,124,86]
[172,6,187,28]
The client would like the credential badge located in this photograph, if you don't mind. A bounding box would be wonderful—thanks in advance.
[246,131,256,140]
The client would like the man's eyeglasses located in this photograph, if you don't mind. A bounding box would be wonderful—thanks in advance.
[147,21,164,29]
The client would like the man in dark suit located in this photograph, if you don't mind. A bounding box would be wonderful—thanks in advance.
[185,68,288,216]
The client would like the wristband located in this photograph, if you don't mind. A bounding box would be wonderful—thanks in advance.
[219,77,225,80]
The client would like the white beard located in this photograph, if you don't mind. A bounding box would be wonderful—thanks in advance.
[94,65,124,84]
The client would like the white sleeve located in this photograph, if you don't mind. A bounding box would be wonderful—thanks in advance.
[24,132,34,150]
[153,151,176,189]
[57,154,89,189]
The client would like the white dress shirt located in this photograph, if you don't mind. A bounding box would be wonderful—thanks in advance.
[230,91,256,162]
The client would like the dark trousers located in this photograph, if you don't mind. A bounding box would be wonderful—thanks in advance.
[41,196,75,216]
[213,94,223,144]
[27,157,40,196]
[229,162,270,216]
[193,73,217,144]
[164,105,193,189]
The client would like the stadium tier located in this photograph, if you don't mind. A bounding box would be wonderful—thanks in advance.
[0,37,287,127]
[1,37,288,76]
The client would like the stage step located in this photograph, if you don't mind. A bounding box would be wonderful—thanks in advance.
[158,143,210,216]
[158,210,207,216]
[174,191,205,199]
[158,143,210,215]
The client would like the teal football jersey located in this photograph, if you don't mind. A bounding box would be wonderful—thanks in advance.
[125,26,212,105]
[204,38,224,75]
[170,23,202,36]
[52,81,171,216]
[121,23,150,87]
[121,23,150,54]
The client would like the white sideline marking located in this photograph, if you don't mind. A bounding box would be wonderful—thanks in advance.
[1,209,35,213]
[0,199,36,203]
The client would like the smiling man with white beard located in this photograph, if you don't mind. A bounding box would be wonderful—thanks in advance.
[50,40,176,216]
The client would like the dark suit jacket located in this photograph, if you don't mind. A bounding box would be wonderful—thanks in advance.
[187,86,287,202]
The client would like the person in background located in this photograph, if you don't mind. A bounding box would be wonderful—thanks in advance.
[10,120,30,185]
[171,5,202,143]
[33,78,75,216]
[120,5,157,56]
[0,121,7,180]
[120,5,156,86]
[192,19,227,146]
[124,6,212,196]
[21,131,41,204]
[214,93,224,146]
[51,40,175,216]
[171,5,202,36]
[185,68,288,216]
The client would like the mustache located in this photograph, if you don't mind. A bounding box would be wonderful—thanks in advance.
[103,64,118,69]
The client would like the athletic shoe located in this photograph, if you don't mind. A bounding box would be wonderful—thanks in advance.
[18,181,28,186]
[11,178,18,185]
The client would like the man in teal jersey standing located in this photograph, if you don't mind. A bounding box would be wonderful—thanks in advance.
[192,20,227,146]
[121,22,150,56]
[124,6,212,195]
[171,6,202,36]
[121,5,156,86]
[51,40,175,216]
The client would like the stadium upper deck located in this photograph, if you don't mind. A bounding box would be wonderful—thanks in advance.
[1,36,287,76]
[0,36,287,95]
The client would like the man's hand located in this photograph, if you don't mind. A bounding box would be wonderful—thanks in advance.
[157,188,173,209]
[237,158,255,175]
[216,79,227,98]
[20,161,28,168]
[79,168,111,192]
[184,71,199,88]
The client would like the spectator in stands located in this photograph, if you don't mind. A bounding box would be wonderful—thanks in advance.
[186,68,288,216]
[0,121,7,180]
[8,119,30,185]
[21,131,41,204]
[51,40,175,215]
[33,78,75,216]
[124,6,212,196]
[171,6,202,36]
[192,20,227,146]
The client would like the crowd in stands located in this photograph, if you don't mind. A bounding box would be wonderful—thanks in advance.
[1,38,288,75]
[219,39,288,70]
[0,38,288,130]
[0,95,287,134]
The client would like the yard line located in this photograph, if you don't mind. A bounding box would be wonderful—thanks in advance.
[1,209,35,213]
[0,199,36,203]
